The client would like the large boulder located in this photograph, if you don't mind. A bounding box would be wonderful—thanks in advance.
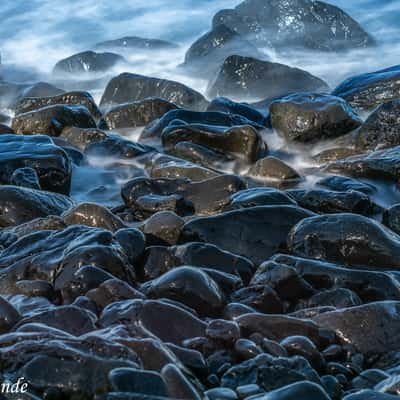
[207,55,329,101]
[0,134,72,194]
[314,301,400,355]
[354,100,400,151]
[288,213,400,269]
[270,93,362,143]
[332,65,400,110]
[53,51,125,75]
[211,0,374,52]
[95,36,177,51]
[100,72,208,111]
[180,205,314,264]
[12,105,96,136]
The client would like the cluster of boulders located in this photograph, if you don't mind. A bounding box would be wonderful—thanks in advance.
[1,0,400,399]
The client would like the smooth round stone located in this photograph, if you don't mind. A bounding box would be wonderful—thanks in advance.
[224,303,256,320]
[383,204,400,235]
[206,319,241,344]
[234,338,262,360]
[321,375,342,400]
[205,387,238,400]
[351,369,389,390]
[236,383,263,399]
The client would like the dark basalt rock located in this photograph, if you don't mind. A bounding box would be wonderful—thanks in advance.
[332,65,400,110]
[0,296,21,334]
[286,189,374,215]
[0,134,72,194]
[270,254,400,302]
[0,186,74,227]
[226,188,297,210]
[207,55,328,102]
[312,147,362,164]
[183,24,265,76]
[100,97,179,129]
[62,202,127,232]
[140,109,263,141]
[12,104,96,136]
[207,97,270,127]
[142,266,225,317]
[354,99,400,150]
[248,156,301,183]
[162,123,266,163]
[100,299,206,345]
[325,145,400,181]
[53,50,125,75]
[95,36,177,51]
[298,288,362,310]
[270,93,362,143]
[60,126,110,151]
[250,381,330,400]
[14,91,102,120]
[180,205,314,264]
[0,225,136,294]
[383,204,400,235]
[0,123,14,134]
[344,390,400,400]
[316,175,375,195]
[10,167,41,190]
[288,213,400,269]
[212,0,373,52]
[314,301,400,355]
[221,353,321,392]
[100,72,208,111]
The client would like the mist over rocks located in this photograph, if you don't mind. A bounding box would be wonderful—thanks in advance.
[95,35,178,51]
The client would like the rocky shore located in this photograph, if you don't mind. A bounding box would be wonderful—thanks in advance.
[0,0,400,399]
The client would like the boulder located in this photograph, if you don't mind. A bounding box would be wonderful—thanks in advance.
[270,93,362,143]
[383,204,400,235]
[316,175,375,195]
[95,36,177,51]
[207,55,328,101]
[248,156,301,183]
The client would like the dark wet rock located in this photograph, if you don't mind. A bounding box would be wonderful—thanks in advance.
[143,241,254,283]
[351,369,389,390]
[100,72,208,111]
[344,390,400,400]
[250,381,330,400]
[288,213,400,269]
[237,313,324,346]
[234,338,262,360]
[162,123,266,163]
[0,134,72,194]
[270,254,400,302]
[206,319,241,344]
[161,363,202,400]
[95,36,177,51]
[12,104,96,136]
[63,202,127,232]
[354,99,400,151]
[237,384,263,398]
[100,97,179,129]
[375,375,400,395]
[180,205,314,264]
[212,0,373,52]
[250,261,314,301]
[207,97,270,127]
[10,167,41,190]
[314,301,400,355]
[248,156,301,183]
[280,336,325,371]
[60,126,110,151]
[198,268,242,298]
[87,279,144,309]
[332,65,400,110]
[291,307,336,320]
[114,228,146,266]
[0,225,136,294]
[205,387,238,400]
[321,375,342,400]
[0,186,74,227]
[0,296,21,333]
[299,288,362,310]
[270,93,362,143]
[166,343,207,378]
[139,211,184,245]
[286,189,374,215]
[326,145,400,181]
[100,299,206,345]
[383,204,400,235]
[140,108,263,141]
[207,55,328,102]
[142,266,225,317]
[224,302,256,320]
[184,24,265,76]
[53,50,125,75]
[221,353,321,392]
[15,280,56,300]
[14,91,101,120]
[146,153,219,182]
[15,305,96,335]
[0,123,14,134]
[313,147,362,164]
[316,175,375,195]
[85,134,154,160]
[109,367,167,396]
[226,187,297,210]
[230,285,283,314]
